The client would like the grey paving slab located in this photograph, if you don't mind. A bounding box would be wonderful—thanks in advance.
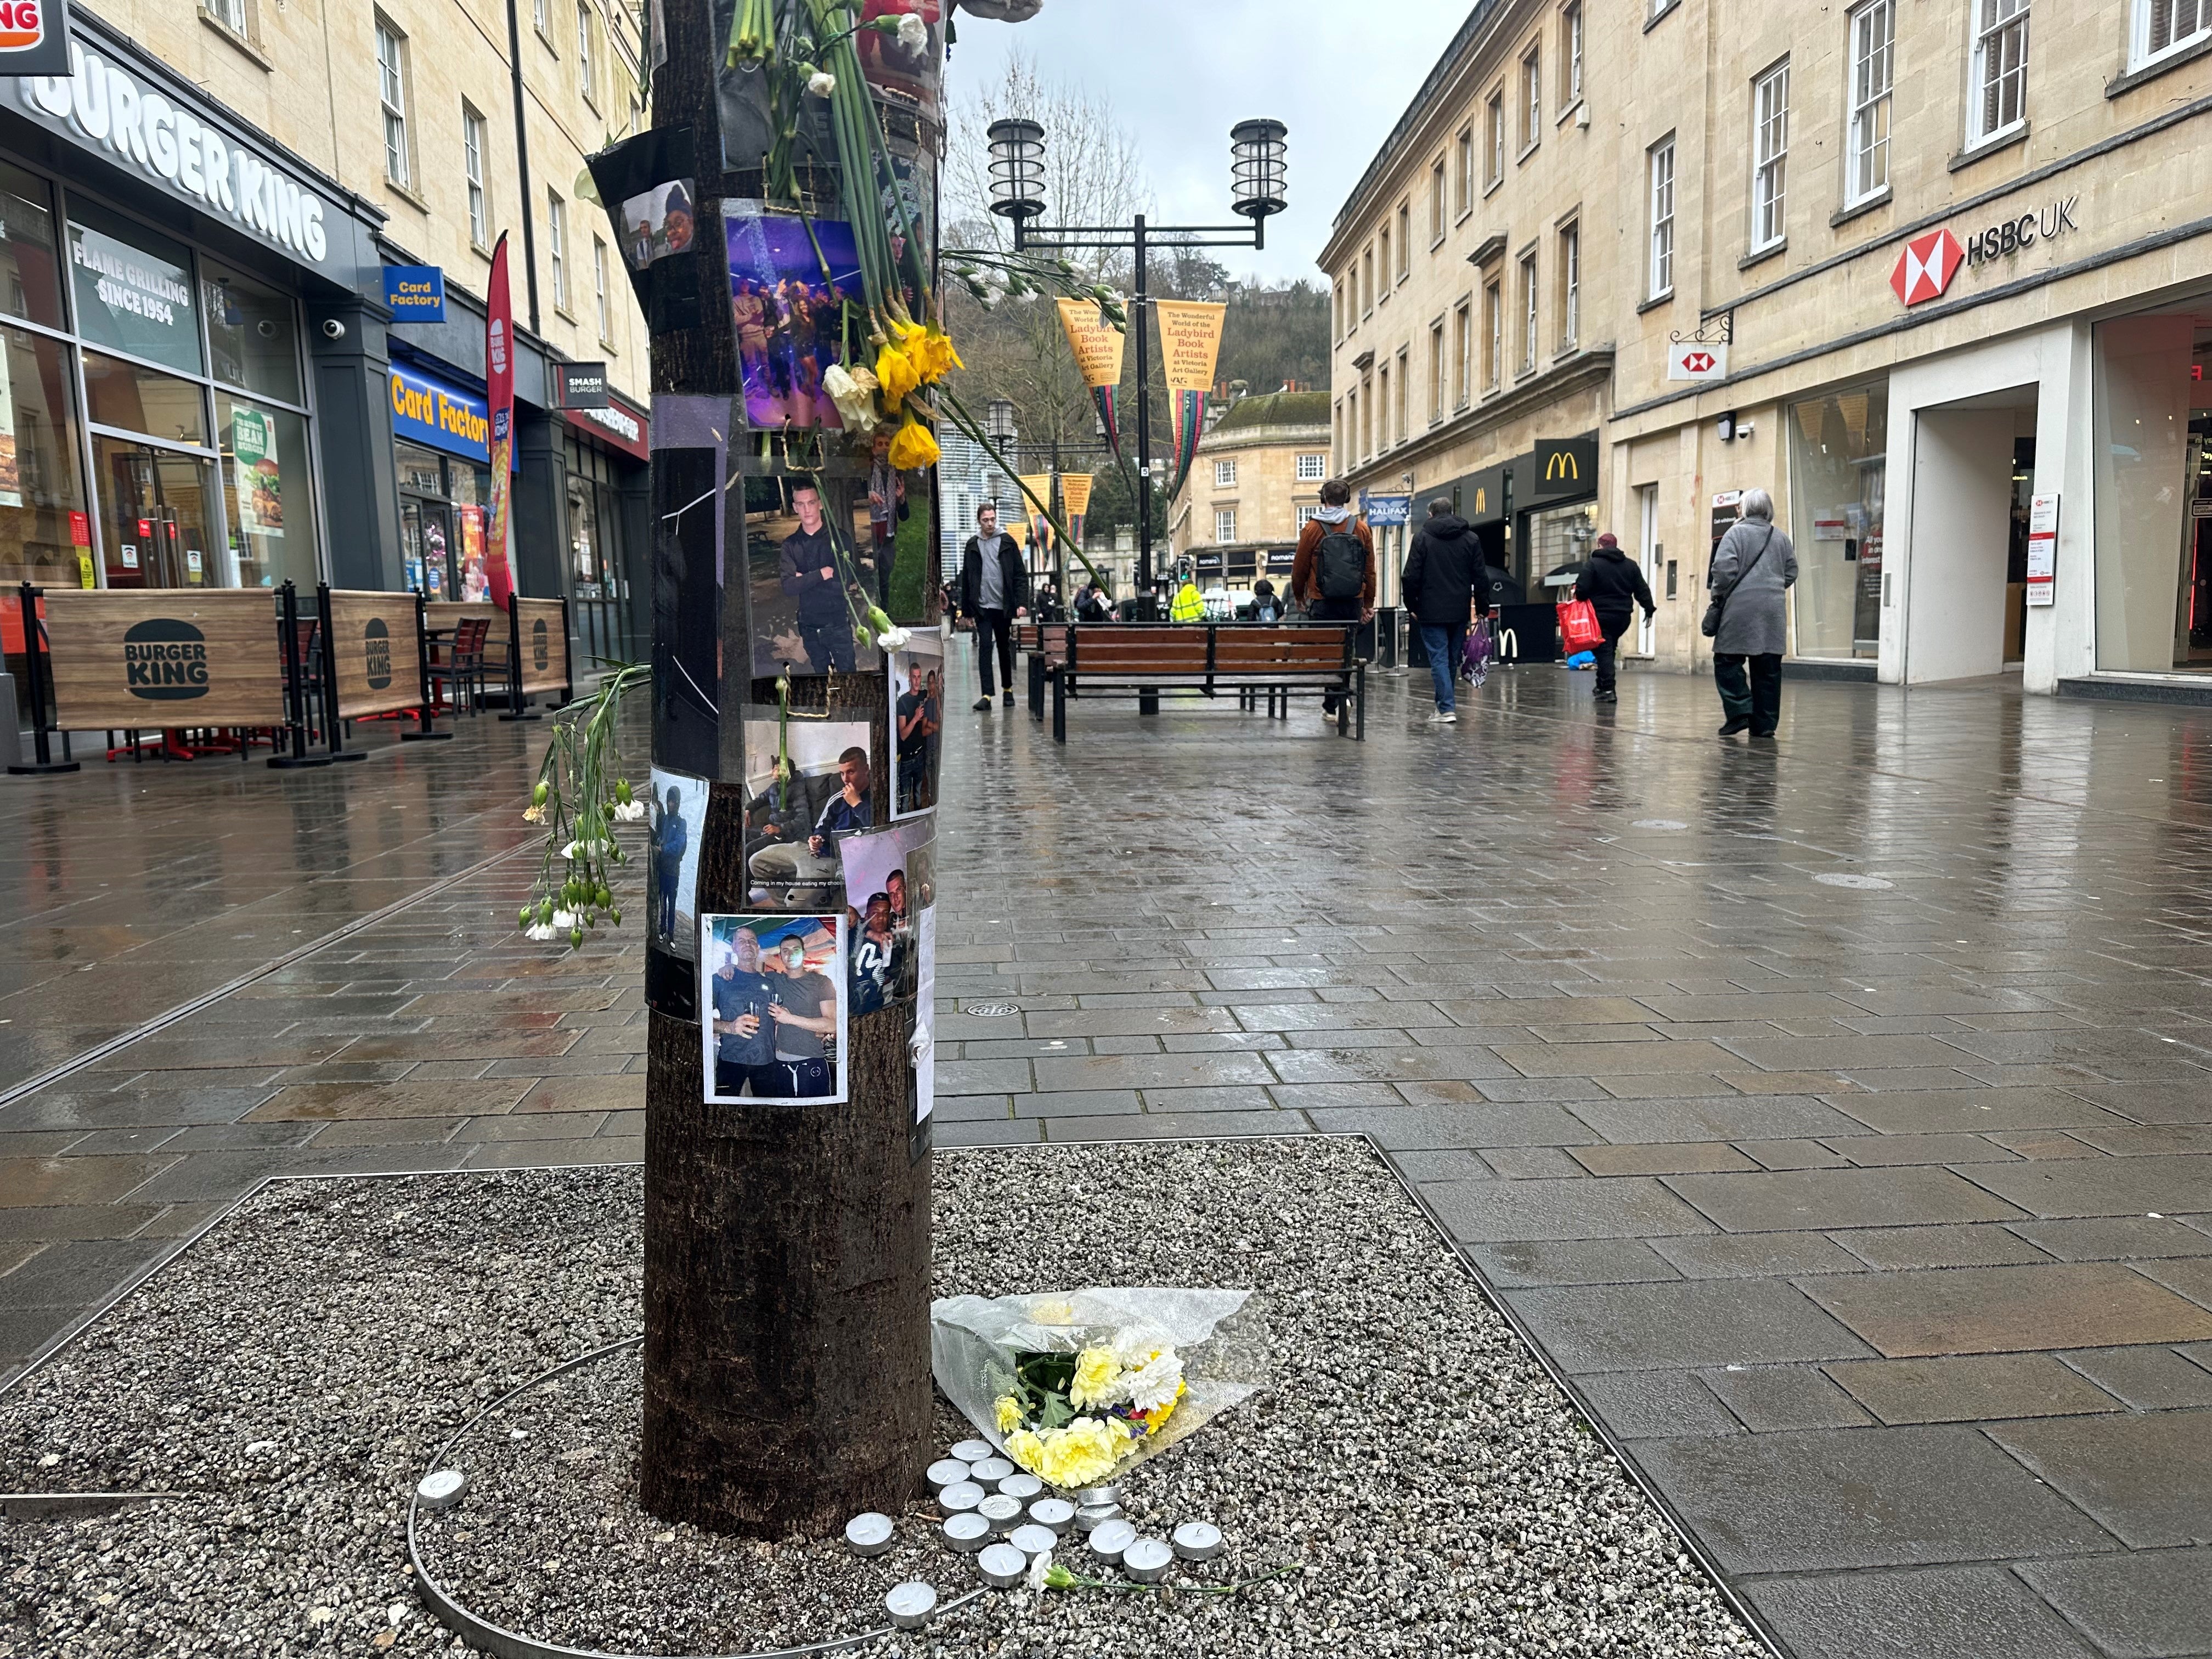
[2010,1216,2212,1261]
[1666,1165,2028,1232]
[1575,1369,1742,1439]
[1826,1353,2125,1424]
[1503,1278,1876,1372]
[2057,1346,2212,1412]
[1992,1412,2212,1549]
[1460,1238,1684,1288]
[1424,1175,1718,1243]
[1962,1155,2212,1220]
[1302,1103,1599,1149]
[1746,1566,2106,1659]
[2017,1547,2212,1658]
[1804,1263,2212,1356]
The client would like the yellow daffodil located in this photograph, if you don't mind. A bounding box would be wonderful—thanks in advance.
[888,417,939,470]
[1069,1346,1122,1409]
[874,338,920,407]
[994,1395,1024,1434]
[913,325,964,382]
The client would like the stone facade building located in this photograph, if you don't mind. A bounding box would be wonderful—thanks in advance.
[0,0,652,678]
[1325,0,2212,695]
[1166,390,1331,596]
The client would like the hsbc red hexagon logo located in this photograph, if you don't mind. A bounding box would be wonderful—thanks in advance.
[1891,229,1965,307]
[1683,350,1715,373]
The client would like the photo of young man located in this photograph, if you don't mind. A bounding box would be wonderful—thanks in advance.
[701,913,847,1104]
[888,625,944,819]
[777,481,856,675]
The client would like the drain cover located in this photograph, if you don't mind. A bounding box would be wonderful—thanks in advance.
[1814,873,1894,890]
[966,1003,1022,1017]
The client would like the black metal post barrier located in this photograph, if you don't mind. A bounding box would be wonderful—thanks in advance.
[560,595,574,706]
[400,590,452,742]
[7,581,77,775]
[315,583,365,763]
[269,581,331,770]
[498,591,539,722]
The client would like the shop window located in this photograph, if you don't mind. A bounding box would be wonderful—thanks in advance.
[202,263,302,407]
[67,204,202,377]
[1971,0,2029,144]
[2132,0,2211,70]
[83,353,207,448]
[0,324,90,593]
[216,393,319,591]
[1847,0,1894,206]
[1786,385,1888,659]
[0,160,65,332]
[2094,312,2207,672]
[377,17,413,190]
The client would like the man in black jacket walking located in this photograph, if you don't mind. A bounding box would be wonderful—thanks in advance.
[1402,499,1483,723]
[1572,532,1657,703]
[957,503,1030,710]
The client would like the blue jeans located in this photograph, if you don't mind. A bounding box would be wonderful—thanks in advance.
[1420,624,1465,712]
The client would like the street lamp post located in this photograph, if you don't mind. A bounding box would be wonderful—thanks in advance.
[986,116,1287,619]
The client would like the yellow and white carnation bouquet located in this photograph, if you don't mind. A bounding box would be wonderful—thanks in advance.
[930,1288,1263,1491]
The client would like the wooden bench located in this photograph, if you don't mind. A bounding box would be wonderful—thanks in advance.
[1047,623,1364,743]
[1017,621,1071,718]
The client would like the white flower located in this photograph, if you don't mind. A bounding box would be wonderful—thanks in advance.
[1025,1548,1053,1592]
[1123,1348,1184,1413]
[877,626,912,651]
[823,363,881,432]
[896,10,928,49]
[550,910,579,929]
[1110,1325,1169,1368]
[807,69,836,97]
[524,924,557,942]
[612,799,646,822]
[560,840,583,860]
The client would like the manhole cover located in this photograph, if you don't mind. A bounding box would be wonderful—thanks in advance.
[1632,819,1688,830]
[1813,873,1894,890]
[966,1003,1022,1017]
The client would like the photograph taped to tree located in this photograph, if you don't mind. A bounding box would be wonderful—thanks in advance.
[889,624,944,819]
[618,180,697,270]
[837,818,934,1015]
[913,906,936,1124]
[743,469,885,678]
[647,768,709,961]
[724,201,864,433]
[740,706,873,910]
[701,912,848,1105]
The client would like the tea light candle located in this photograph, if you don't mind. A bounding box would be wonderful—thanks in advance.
[977,1493,1023,1532]
[926,1459,972,1493]
[1121,1537,1173,1583]
[949,1439,995,1463]
[941,1512,991,1553]
[977,1542,1026,1588]
[1171,1521,1223,1562]
[1088,1518,1136,1562]
[1071,1502,1120,1534]
[843,1513,895,1556]
[1029,1498,1076,1534]
[885,1582,938,1630]
[997,1472,1044,1502]
[969,1457,1015,1485]
[1008,1523,1058,1559]
[937,1480,986,1514]
[416,1470,467,1511]
[1076,1485,1121,1508]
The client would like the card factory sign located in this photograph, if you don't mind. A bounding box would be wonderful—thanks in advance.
[19,37,330,264]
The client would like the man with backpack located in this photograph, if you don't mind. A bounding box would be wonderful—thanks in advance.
[1401,499,1482,724]
[1292,479,1375,718]
[1572,532,1657,704]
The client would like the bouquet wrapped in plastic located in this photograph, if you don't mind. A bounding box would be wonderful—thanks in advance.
[930,1288,1265,1490]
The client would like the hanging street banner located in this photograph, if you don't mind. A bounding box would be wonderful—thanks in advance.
[1017,472,1053,551]
[1154,299,1226,500]
[1056,296,1127,463]
[484,232,516,608]
[1060,472,1093,547]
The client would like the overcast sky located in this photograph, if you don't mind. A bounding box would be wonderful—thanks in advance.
[946,0,1471,285]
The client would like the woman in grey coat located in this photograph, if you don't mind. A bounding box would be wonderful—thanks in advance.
[1707,487,1797,738]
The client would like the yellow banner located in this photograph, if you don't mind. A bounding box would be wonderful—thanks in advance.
[1060,473,1093,518]
[1154,300,1227,396]
[1016,473,1054,515]
[1056,297,1126,389]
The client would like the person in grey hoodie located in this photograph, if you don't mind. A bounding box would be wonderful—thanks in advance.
[1707,487,1797,738]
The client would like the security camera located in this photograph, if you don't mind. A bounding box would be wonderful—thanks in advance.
[321,317,347,341]
[257,319,280,339]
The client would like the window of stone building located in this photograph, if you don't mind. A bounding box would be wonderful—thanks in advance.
[1752,59,1789,251]
[1429,323,1446,421]
[1430,160,1446,245]
[2131,0,2210,70]
[1454,301,1472,407]
[1379,227,1391,298]
[1457,127,1475,215]
[1648,136,1675,298]
[1971,0,2030,144]
[1847,0,1894,205]
[578,0,599,105]
[1215,509,1236,543]
[464,106,490,252]
[1396,204,1410,279]
[1396,348,1409,441]
[1559,223,1580,348]
[1486,93,1505,187]
[1298,453,1328,482]
[549,191,569,312]
[1519,253,1537,375]
[1378,362,1392,445]
[1484,280,1502,391]
[1215,459,1237,488]
[594,236,612,345]
[1362,246,1374,314]
[1521,48,1541,153]
[376,17,412,189]
[1563,3,1583,106]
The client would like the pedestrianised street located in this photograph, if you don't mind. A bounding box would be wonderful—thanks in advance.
[2,666,2210,1657]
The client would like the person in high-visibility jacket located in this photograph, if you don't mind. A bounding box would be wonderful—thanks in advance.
[1170,578,1206,622]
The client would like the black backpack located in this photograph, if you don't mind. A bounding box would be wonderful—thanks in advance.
[1315,524,1366,601]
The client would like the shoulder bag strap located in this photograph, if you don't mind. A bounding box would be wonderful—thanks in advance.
[1716,525,1775,602]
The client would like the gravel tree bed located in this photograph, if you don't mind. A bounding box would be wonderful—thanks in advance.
[0,1139,1763,1658]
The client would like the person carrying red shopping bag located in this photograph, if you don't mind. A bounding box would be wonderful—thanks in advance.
[1572,533,1657,704]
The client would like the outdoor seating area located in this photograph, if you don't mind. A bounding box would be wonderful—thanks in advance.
[1045,623,1365,743]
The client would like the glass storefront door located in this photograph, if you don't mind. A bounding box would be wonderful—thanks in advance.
[400,496,456,600]
[1787,385,1889,659]
[92,436,216,589]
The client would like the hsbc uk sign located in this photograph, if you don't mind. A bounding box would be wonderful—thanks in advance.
[1891,196,2080,308]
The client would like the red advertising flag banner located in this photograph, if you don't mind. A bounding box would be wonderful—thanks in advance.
[485,233,516,608]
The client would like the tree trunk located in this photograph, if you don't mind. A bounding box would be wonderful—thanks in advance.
[633,0,934,1537]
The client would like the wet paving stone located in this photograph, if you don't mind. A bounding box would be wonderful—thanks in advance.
[1804,1262,2212,1356]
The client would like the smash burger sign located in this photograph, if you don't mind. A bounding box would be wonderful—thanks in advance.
[1891,196,2080,308]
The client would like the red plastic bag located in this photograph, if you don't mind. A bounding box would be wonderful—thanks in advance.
[1558,598,1603,652]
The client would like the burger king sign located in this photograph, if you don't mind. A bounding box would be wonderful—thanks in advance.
[0,0,70,76]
